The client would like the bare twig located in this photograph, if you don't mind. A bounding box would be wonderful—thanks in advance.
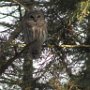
[60,45,90,48]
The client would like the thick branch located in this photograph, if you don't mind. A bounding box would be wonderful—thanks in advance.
[0,41,35,76]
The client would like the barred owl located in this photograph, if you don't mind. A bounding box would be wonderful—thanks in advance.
[22,10,47,59]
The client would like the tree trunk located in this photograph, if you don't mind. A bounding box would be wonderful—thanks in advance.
[22,53,33,90]
[21,1,34,90]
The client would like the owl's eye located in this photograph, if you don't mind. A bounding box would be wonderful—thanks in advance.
[30,15,34,19]
[37,15,41,18]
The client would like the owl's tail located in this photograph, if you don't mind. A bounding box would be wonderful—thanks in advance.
[29,42,42,59]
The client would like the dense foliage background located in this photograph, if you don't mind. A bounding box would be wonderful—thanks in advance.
[0,0,90,90]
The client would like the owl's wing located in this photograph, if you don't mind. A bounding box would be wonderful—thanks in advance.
[39,21,47,44]
[22,26,34,43]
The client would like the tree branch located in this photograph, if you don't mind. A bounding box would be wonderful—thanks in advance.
[0,40,35,76]
[60,45,90,48]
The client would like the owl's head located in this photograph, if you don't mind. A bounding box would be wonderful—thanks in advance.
[24,10,45,27]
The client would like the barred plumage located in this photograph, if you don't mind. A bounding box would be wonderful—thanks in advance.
[22,10,47,59]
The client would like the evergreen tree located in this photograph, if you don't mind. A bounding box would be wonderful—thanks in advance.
[0,0,90,90]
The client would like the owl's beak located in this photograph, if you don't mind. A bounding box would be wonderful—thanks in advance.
[33,19,37,22]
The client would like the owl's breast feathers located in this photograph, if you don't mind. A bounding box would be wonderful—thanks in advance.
[31,22,47,43]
